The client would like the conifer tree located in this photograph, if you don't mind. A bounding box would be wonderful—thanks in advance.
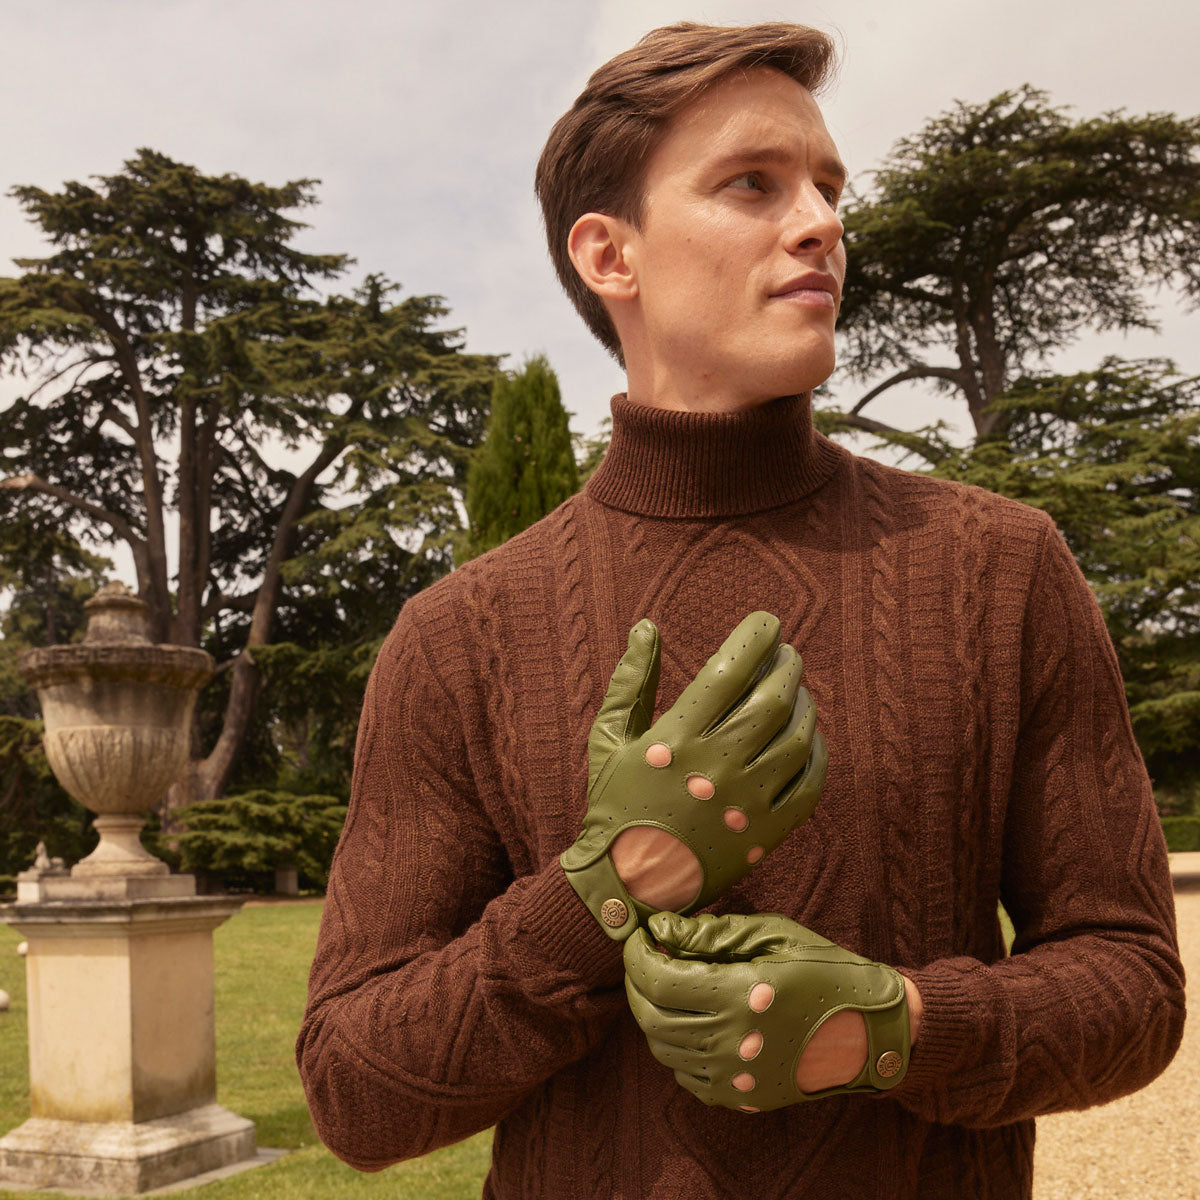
[823,85,1200,445]
[458,355,578,562]
[927,357,1200,800]
[170,789,347,890]
[807,87,1200,813]
[0,149,500,816]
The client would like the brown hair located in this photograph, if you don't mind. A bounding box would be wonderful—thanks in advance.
[535,22,840,363]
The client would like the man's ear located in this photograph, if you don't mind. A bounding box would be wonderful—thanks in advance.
[567,212,639,304]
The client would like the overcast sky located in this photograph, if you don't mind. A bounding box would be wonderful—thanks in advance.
[2,0,1197,553]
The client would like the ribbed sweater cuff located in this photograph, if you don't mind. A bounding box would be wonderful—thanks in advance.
[891,960,985,1098]
[519,860,626,989]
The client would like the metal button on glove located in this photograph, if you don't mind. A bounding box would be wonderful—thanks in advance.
[623,911,911,1111]
[561,610,827,940]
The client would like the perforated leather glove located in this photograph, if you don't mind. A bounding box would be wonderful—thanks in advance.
[561,611,827,941]
[624,911,910,1111]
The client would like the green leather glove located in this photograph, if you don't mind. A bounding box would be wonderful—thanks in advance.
[623,911,910,1111]
[561,611,827,941]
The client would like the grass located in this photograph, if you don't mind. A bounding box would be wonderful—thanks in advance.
[999,902,1016,953]
[0,905,492,1199]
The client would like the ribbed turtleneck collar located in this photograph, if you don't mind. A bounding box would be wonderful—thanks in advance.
[582,391,846,518]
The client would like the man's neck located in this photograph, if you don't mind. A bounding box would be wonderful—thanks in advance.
[622,359,787,415]
[625,385,776,415]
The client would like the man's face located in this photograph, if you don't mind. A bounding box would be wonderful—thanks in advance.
[620,67,847,409]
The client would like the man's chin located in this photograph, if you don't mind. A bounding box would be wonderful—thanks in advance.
[745,345,834,400]
[750,368,833,402]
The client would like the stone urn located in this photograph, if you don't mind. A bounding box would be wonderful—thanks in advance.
[17,581,213,878]
[0,582,263,1196]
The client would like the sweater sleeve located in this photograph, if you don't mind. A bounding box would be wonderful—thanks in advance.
[294,600,627,1171]
[891,513,1186,1127]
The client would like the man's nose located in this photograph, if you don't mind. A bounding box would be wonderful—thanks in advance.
[782,184,844,256]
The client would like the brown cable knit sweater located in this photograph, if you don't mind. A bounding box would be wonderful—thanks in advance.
[296,391,1185,1199]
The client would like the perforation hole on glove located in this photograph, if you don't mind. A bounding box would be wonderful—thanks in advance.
[738,1031,763,1060]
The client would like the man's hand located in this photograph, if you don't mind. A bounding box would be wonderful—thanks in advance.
[561,612,827,939]
[623,911,913,1111]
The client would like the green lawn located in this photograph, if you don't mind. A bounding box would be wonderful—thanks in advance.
[0,905,492,1199]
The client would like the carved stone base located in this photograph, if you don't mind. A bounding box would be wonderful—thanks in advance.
[17,873,197,903]
[73,814,171,878]
[0,1103,256,1194]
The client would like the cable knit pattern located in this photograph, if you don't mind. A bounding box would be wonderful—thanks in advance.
[864,459,920,967]
[462,559,539,869]
[950,486,990,952]
[296,390,1185,1198]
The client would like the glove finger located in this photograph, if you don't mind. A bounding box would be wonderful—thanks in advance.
[644,1036,707,1075]
[654,611,781,739]
[588,618,662,793]
[625,969,717,1044]
[768,728,828,828]
[652,910,832,961]
[744,684,817,784]
[624,972,668,1038]
[710,644,804,753]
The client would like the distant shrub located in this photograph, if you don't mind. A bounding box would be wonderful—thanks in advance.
[173,790,348,891]
[1161,816,1200,853]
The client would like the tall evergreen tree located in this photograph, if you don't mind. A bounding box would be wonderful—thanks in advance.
[927,357,1200,797]
[458,355,578,562]
[804,86,1200,809]
[823,85,1200,445]
[0,149,500,815]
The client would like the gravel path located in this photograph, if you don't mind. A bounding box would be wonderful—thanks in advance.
[1033,883,1198,1199]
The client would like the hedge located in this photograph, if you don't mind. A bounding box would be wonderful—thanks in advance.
[1161,816,1200,853]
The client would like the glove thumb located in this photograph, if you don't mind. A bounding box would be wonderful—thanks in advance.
[588,617,662,793]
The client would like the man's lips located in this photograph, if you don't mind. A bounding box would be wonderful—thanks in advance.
[774,287,836,309]
[770,272,839,308]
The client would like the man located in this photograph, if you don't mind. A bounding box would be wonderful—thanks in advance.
[297,22,1184,1198]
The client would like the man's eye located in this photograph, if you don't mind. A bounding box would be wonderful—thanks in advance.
[728,173,765,191]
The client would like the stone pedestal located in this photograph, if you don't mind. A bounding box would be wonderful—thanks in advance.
[274,866,299,897]
[0,888,257,1194]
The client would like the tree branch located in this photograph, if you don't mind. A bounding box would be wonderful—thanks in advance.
[200,397,366,797]
[0,473,139,545]
[83,303,171,637]
[0,472,153,590]
[87,402,138,444]
[850,365,969,415]
[201,587,259,621]
[195,399,218,630]
[231,422,295,487]
[822,414,952,466]
[885,282,951,309]
[26,354,110,403]
[826,413,909,439]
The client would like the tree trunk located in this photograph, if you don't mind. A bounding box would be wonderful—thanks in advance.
[160,760,209,837]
